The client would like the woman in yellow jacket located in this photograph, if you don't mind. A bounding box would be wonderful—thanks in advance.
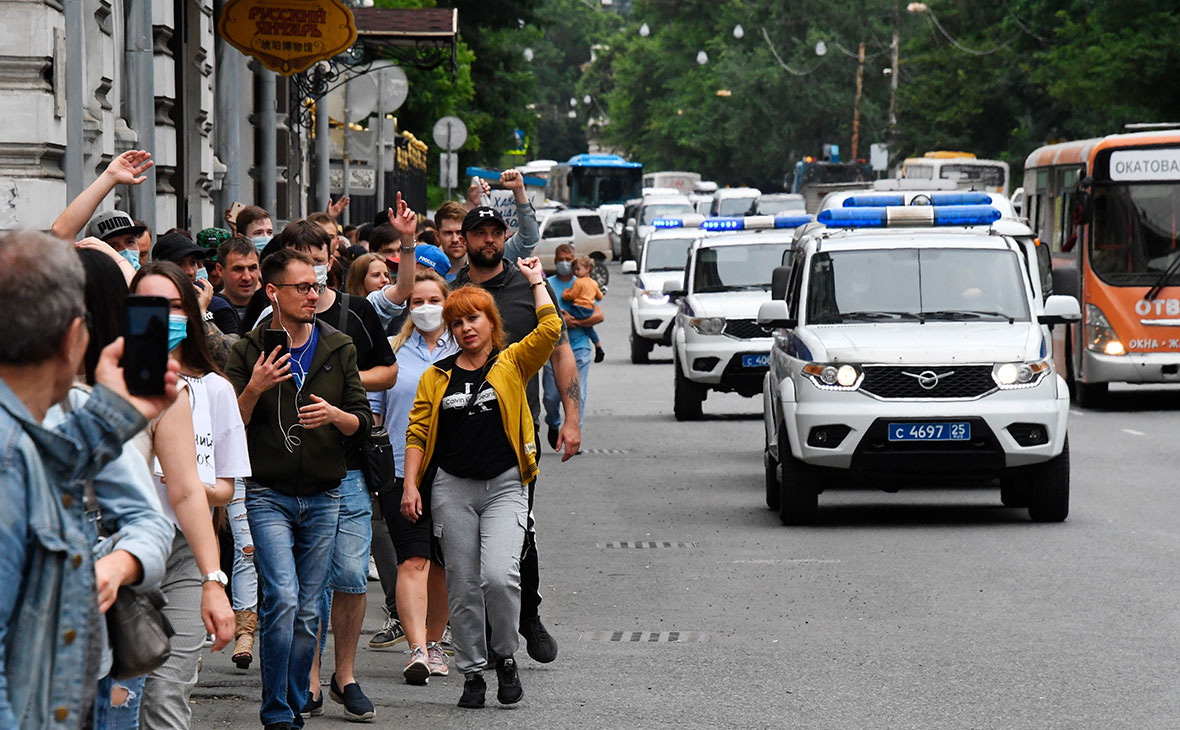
[401,256,561,709]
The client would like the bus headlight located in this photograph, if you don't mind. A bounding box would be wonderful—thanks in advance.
[802,363,862,390]
[689,317,725,335]
[1085,304,1125,356]
[992,360,1050,388]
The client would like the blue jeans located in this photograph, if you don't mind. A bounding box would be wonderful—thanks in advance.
[246,485,341,729]
[566,303,600,345]
[542,345,592,429]
[93,675,145,730]
[228,478,257,612]
[316,469,372,658]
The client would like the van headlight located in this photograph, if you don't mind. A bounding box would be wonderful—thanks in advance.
[689,317,725,335]
[992,360,1050,388]
[1085,304,1125,356]
[802,363,862,390]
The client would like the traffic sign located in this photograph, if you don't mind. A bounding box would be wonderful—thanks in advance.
[432,116,467,151]
[327,73,377,123]
[372,62,409,113]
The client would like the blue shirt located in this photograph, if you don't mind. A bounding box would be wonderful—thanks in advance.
[288,325,319,389]
[381,329,459,477]
[0,379,146,729]
[547,274,592,353]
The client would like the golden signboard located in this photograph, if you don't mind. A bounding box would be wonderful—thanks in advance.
[218,0,358,76]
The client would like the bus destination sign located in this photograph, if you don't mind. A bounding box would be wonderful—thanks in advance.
[1109,148,1180,182]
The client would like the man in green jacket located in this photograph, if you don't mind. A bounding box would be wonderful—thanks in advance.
[225,248,372,730]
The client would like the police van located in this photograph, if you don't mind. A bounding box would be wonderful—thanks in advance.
[758,200,1081,525]
[662,214,812,420]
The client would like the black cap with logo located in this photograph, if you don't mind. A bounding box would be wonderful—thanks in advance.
[461,206,508,234]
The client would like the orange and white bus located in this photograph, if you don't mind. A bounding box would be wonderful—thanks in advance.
[1024,130,1180,404]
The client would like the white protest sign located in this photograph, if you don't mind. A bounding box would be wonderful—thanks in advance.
[486,189,541,236]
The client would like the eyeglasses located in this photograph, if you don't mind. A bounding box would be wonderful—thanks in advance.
[274,282,326,295]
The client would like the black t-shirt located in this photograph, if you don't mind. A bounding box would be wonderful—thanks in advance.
[434,361,518,480]
[208,295,239,337]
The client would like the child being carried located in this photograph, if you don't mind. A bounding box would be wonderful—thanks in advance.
[561,255,606,362]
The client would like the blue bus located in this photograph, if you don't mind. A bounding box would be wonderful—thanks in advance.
[545,154,643,209]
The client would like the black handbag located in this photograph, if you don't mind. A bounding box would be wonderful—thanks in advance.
[106,587,175,680]
[361,425,397,496]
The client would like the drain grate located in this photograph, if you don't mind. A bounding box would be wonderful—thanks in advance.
[582,448,630,455]
[597,541,696,549]
[580,631,711,643]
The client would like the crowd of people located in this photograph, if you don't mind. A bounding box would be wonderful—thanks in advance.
[0,150,606,729]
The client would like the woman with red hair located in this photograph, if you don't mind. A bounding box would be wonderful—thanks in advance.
[401,256,560,709]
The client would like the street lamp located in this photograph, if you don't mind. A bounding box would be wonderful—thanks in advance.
[583,94,592,105]
[638,23,650,37]
[696,50,708,65]
[523,47,534,62]
[815,40,827,56]
[733,24,744,39]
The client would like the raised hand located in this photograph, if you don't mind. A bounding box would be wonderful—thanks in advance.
[102,150,154,186]
[387,191,417,240]
[500,168,524,190]
[516,256,544,284]
[327,194,351,220]
[94,337,181,422]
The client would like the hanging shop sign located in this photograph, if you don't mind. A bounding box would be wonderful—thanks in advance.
[218,0,358,76]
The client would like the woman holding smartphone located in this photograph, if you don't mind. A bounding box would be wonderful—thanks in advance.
[127,261,247,729]
[401,257,561,709]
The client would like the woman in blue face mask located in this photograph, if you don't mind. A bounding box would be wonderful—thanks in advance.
[125,261,250,728]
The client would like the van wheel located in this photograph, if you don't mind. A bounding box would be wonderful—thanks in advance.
[590,258,610,290]
[999,475,1030,507]
[764,447,780,510]
[778,430,817,525]
[630,324,652,364]
[673,353,704,421]
[1075,381,1107,408]
[1027,438,1070,523]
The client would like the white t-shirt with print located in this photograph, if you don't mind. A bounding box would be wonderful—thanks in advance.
[153,372,252,527]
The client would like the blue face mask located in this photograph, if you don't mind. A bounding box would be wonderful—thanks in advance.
[555,260,573,277]
[119,248,141,270]
[251,235,271,254]
[195,267,209,281]
[168,314,189,352]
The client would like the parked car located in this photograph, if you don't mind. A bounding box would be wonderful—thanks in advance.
[536,208,611,288]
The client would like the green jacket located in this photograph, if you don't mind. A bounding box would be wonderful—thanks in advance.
[226,320,372,496]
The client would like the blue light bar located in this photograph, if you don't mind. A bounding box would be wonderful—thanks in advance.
[773,215,814,229]
[701,217,744,231]
[930,192,993,206]
[843,194,904,207]
[817,205,1002,228]
[652,219,685,229]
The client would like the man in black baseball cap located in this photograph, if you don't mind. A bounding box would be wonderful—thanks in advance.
[152,231,207,281]
[153,232,239,361]
[84,210,147,268]
[462,206,510,268]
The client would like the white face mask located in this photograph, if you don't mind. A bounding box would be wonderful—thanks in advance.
[313,264,328,287]
[410,303,443,332]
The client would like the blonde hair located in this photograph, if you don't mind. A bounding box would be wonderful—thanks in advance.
[574,255,593,274]
[390,269,450,353]
[345,253,386,296]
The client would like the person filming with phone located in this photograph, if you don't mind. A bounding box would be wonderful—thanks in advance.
[225,248,372,730]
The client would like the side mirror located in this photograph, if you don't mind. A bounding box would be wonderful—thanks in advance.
[770,265,791,301]
[1051,266,1080,299]
[1039,294,1081,326]
[757,300,796,329]
[621,260,638,274]
[662,279,686,299]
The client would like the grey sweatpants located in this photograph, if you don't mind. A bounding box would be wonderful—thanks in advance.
[432,466,528,675]
[140,532,203,730]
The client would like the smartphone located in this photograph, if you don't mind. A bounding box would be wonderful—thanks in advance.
[263,328,288,360]
[122,295,170,396]
[228,201,245,224]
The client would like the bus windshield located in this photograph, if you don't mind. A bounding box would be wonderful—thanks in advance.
[1089,183,1180,286]
[568,167,643,207]
[693,243,791,293]
[645,237,694,272]
[807,248,1031,323]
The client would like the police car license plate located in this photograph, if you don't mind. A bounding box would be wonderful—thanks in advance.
[742,354,770,368]
[887,422,971,441]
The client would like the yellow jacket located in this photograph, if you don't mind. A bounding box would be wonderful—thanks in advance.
[406,303,562,485]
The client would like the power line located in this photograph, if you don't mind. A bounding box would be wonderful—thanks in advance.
[922,6,1015,56]
[760,26,828,77]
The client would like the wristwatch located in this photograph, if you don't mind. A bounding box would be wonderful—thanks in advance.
[399,241,417,253]
[201,570,229,587]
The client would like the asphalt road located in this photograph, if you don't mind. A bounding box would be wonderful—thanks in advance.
[192,261,1180,729]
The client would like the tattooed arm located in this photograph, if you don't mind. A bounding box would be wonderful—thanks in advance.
[548,334,582,461]
[204,321,237,370]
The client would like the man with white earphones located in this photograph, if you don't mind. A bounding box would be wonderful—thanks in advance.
[225,248,372,730]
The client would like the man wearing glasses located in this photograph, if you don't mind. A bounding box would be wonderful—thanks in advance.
[225,248,373,730]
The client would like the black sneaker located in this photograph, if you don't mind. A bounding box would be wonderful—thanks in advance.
[495,656,523,705]
[300,691,323,718]
[594,345,605,363]
[457,672,486,709]
[546,426,559,451]
[519,616,558,663]
[329,673,375,722]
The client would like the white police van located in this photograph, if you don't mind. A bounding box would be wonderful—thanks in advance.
[622,226,705,363]
[759,200,1081,524]
[666,214,812,420]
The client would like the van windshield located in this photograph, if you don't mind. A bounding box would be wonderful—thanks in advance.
[806,248,1030,323]
[644,237,693,272]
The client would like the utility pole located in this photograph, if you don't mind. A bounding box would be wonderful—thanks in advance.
[851,41,866,160]
[889,1,900,140]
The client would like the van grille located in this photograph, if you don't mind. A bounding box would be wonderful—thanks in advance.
[724,319,772,339]
[859,365,996,399]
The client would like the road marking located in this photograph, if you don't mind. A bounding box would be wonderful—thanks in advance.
[582,448,631,455]
[1069,409,1085,417]
[1122,428,1146,436]
[732,558,842,565]
[579,631,711,643]
[598,541,696,549]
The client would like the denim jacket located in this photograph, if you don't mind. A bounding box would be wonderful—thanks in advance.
[0,379,146,729]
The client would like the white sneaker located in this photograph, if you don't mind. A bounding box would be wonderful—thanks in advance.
[367,555,379,581]
[403,645,430,685]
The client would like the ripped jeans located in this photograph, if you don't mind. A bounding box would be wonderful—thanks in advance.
[93,675,145,730]
[228,478,258,611]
